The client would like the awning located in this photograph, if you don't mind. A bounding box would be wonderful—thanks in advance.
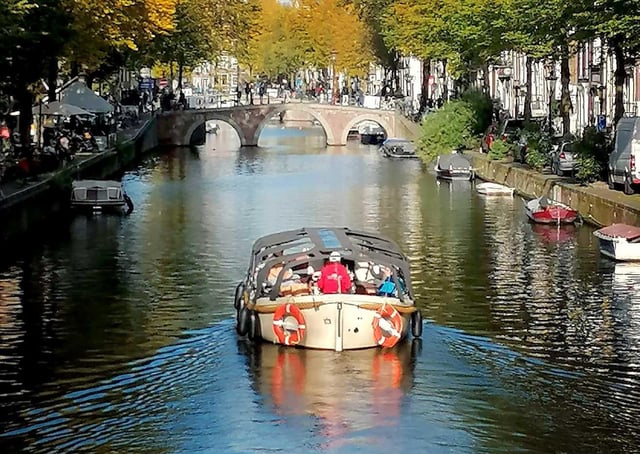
[33,101,94,117]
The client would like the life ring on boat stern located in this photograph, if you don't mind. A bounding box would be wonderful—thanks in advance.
[372,304,403,348]
[272,303,306,346]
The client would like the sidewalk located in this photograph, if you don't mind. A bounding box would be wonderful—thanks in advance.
[0,114,153,203]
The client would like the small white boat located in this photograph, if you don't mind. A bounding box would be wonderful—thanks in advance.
[234,227,423,351]
[434,153,475,181]
[476,182,514,196]
[70,180,133,214]
[594,223,640,261]
[205,120,219,134]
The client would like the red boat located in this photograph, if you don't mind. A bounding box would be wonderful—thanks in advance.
[524,196,579,224]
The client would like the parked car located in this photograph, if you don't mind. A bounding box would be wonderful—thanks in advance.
[608,116,640,195]
[550,140,576,176]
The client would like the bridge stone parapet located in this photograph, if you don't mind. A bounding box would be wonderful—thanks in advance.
[156,103,417,147]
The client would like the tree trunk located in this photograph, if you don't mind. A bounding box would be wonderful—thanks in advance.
[420,59,431,114]
[560,46,571,135]
[169,62,174,91]
[17,84,33,149]
[524,56,532,123]
[47,57,58,101]
[483,60,490,95]
[612,37,626,126]
[70,61,80,79]
[178,60,184,89]
[442,59,448,102]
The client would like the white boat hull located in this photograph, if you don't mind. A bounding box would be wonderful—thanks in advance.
[596,237,640,261]
[476,182,514,196]
[254,294,411,351]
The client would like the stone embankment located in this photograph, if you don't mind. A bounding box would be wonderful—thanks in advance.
[468,152,640,227]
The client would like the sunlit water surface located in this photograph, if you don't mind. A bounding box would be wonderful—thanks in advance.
[1,122,640,453]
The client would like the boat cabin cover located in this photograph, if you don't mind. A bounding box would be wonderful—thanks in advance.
[247,227,414,301]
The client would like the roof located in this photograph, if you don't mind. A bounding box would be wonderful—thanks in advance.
[595,223,640,241]
[437,153,472,170]
[60,81,114,113]
[72,180,123,189]
[249,227,413,300]
[34,101,94,117]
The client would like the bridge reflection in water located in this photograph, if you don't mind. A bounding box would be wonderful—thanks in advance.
[239,340,420,447]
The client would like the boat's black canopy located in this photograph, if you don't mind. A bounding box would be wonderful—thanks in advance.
[248,227,414,300]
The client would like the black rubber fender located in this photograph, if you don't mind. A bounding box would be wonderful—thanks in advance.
[248,311,261,341]
[123,194,134,215]
[234,282,245,310]
[411,310,423,338]
[237,306,250,336]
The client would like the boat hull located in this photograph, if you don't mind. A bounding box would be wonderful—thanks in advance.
[596,237,640,261]
[476,182,514,196]
[436,169,475,181]
[525,207,578,224]
[254,294,412,351]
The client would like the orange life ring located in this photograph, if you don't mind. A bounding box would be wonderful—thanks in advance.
[372,304,403,348]
[272,303,306,346]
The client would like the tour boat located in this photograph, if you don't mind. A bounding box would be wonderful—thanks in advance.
[234,227,422,351]
[70,180,133,214]
[476,182,514,196]
[434,153,475,181]
[524,196,578,224]
[380,138,419,159]
[593,223,640,261]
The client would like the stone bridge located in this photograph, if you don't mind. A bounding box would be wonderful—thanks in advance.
[156,103,418,147]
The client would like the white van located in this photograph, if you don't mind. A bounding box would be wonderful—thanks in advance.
[609,117,640,194]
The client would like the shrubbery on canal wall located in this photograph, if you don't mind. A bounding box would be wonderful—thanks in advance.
[417,90,492,163]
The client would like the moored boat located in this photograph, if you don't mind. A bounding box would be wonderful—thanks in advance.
[524,196,578,224]
[234,227,422,351]
[70,180,133,214]
[594,223,640,261]
[476,182,514,196]
[434,153,475,180]
[380,138,418,159]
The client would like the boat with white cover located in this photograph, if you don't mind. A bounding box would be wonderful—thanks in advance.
[476,182,514,196]
[234,227,422,351]
[70,180,133,214]
[594,223,640,261]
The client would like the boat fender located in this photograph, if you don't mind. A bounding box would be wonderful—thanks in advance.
[248,311,261,341]
[411,310,423,338]
[272,303,306,346]
[123,194,134,215]
[234,282,245,310]
[372,304,403,348]
[237,306,250,336]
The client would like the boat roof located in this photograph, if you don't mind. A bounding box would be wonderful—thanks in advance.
[595,223,640,241]
[250,227,413,299]
[383,138,413,146]
[437,154,471,169]
[72,180,123,189]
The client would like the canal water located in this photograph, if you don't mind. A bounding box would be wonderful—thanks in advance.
[1,122,639,453]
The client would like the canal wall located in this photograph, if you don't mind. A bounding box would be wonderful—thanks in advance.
[0,118,159,244]
[469,152,640,227]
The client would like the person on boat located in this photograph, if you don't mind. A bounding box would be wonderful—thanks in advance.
[318,251,352,294]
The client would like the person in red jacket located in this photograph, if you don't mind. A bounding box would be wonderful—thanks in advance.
[318,251,352,294]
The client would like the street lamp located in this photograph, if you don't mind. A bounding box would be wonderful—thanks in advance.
[330,50,338,105]
[545,61,558,135]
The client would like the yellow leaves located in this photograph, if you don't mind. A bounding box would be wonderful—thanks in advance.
[63,0,177,68]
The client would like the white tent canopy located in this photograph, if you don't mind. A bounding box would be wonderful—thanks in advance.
[60,81,114,114]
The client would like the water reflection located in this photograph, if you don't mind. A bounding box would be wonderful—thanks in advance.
[240,340,420,448]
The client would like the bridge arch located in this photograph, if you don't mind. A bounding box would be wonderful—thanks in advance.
[342,114,393,145]
[183,113,246,146]
[251,104,335,146]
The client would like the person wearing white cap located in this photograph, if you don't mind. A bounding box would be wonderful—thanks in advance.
[317,251,352,294]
